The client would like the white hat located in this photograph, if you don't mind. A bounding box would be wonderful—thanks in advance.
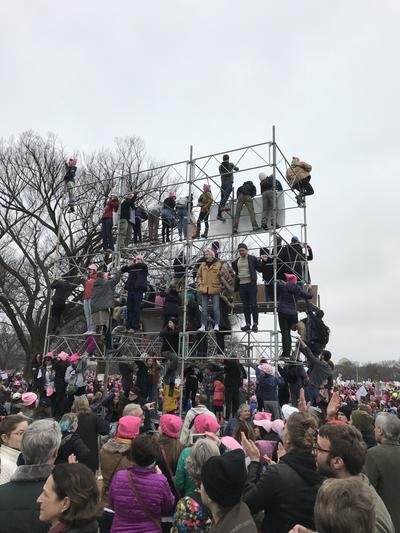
[12,392,21,400]
[259,172,267,181]
[281,404,299,421]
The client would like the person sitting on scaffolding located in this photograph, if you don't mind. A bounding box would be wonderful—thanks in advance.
[121,255,148,333]
[217,154,238,222]
[196,248,221,332]
[118,191,138,250]
[161,191,176,243]
[286,156,314,207]
[101,192,119,252]
[195,184,212,239]
[232,179,260,233]
[274,273,313,360]
[82,264,98,335]
[50,274,71,335]
[63,157,77,213]
[232,242,262,333]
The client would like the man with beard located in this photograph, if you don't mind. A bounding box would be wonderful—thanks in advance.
[314,424,394,533]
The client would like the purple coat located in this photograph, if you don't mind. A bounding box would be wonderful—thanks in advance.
[109,465,175,533]
[277,281,312,315]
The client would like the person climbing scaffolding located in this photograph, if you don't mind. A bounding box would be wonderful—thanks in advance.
[63,158,77,213]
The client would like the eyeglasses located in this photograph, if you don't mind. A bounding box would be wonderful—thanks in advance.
[312,444,331,454]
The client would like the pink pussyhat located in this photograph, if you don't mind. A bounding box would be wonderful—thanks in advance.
[21,392,38,407]
[70,353,80,363]
[220,436,244,451]
[45,351,54,359]
[254,412,272,422]
[258,363,273,375]
[57,351,69,361]
[284,273,297,283]
[193,414,220,434]
[168,191,176,198]
[160,414,183,439]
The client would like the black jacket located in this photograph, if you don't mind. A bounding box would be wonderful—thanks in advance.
[120,195,137,221]
[0,463,53,533]
[287,243,313,281]
[55,431,91,465]
[135,360,155,397]
[76,413,109,472]
[243,451,323,533]
[122,262,148,292]
[223,359,247,388]
[219,161,239,185]
[163,287,182,318]
[160,326,179,355]
[260,176,283,193]
[64,163,77,183]
[232,254,262,290]
[237,181,257,197]
[51,279,70,302]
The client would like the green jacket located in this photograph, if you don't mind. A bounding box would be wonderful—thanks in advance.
[174,447,196,497]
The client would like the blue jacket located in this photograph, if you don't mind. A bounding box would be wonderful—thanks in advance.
[258,373,279,401]
[276,281,312,315]
[122,263,148,292]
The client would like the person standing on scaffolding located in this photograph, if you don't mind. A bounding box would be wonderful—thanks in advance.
[217,154,238,222]
[121,255,148,333]
[101,192,119,252]
[63,157,77,213]
[195,184,212,238]
[82,264,97,335]
[286,156,314,207]
[161,191,176,243]
[118,191,137,249]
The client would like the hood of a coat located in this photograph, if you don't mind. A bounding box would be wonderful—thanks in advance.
[102,438,131,455]
[280,451,323,486]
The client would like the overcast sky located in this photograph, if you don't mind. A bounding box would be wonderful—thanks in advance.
[1,1,399,363]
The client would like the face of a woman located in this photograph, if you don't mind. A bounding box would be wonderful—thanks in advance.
[204,250,212,261]
[37,475,69,525]
[2,420,28,450]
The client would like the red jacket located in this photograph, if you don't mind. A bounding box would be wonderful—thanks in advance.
[102,198,119,219]
[83,274,97,300]
[213,380,225,403]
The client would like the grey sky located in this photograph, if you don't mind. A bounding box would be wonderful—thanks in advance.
[1,1,399,362]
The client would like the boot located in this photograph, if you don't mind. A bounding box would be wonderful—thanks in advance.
[201,230,208,238]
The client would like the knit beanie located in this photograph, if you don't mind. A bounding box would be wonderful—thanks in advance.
[194,414,220,434]
[160,414,183,439]
[116,416,141,439]
[337,403,352,421]
[201,449,247,507]
[350,410,374,432]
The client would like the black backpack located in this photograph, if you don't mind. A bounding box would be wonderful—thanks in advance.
[318,320,330,346]
[286,365,299,384]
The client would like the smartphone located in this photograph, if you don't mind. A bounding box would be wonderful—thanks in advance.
[191,433,206,444]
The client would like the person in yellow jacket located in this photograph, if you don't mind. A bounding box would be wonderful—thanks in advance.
[196,184,213,239]
[196,249,221,332]
[286,156,314,206]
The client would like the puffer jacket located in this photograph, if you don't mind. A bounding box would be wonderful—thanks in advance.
[276,281,312,315]
[258,373,279,401]
[122,262,148,292]
[0,444,20,485]
[91,271,121,314]
[99,438,132,505]
[286,157,312,186]
[109,465,175,533]
[237,181,257,197]
[101,197,119,219]
[196,259,221,295]
[198,191,213,213]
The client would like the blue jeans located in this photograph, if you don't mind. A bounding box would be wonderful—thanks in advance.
[127,291,143,330]
[201,294,220,328]
[176,207,188,238]
[239,283,258,325]
[219,183,233,210]
[101,218,114,251]
[83,299,93,331]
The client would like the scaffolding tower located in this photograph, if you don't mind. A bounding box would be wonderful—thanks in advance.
[44,126,317,408]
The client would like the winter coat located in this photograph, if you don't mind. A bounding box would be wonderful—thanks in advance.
[300,344,332,389]
[286,158,312,186]
[180,405,217,446]
[213,380,225,404]
[224,359,247,388]
[243,451,323,533]
[83,273,97,300]
[209,502,257,533]
[198,191,212,213]
[174,447,196,496]
[120,195,137,221]
[91,271,121,314]
[219,161,239,185]
[160,327,179,355]
[50,279,69,302]
[364,441,400,533]
[286,243,313,281]
[75,413,109,472]
[64,163,77,183]
[135,360,155,398]
[163,288,182,318]
[0,463,53,533]
[196,259,221,295]
[260,175,274,192]
[232,254,262,290]
[109,465,175,533]
[258,374,279,401]
[122,262,148,292]
[237,181,257,198]
[62,521,98,533]
[163,196,176,210]
[276,281,312,316]
[102,197,119,219]
[224,416,254,437]
[99,438,132,505]
[55,431,90,466]
[0,444,19,485]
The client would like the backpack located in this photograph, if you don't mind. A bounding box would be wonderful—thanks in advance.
[318,320,330,345]
[286,365,299,384]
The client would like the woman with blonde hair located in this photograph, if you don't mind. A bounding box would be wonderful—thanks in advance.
[72,396,109,472]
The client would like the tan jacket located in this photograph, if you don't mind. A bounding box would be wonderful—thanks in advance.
[197,259,221,295]
[198,191,212,213]
[286,157,312,186]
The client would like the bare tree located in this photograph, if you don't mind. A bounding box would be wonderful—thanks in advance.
[0,131,169,375]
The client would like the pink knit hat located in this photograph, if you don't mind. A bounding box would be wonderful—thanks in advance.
[57,351,70,361]
[220,436,244,451]
[88,264,97,271]
[168,191,176,198]
[203,183,211,191]
[284,273,297,283]
[258,363,273,375]
[70,353,80,363]
[21,392,38,407]
[254,412,272,422]
[194,414,220,434]
[44,352,54,359]
[116,416,141,439]
[160,414,183,439]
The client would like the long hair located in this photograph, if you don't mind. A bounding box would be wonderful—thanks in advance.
[158,434,183,473]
